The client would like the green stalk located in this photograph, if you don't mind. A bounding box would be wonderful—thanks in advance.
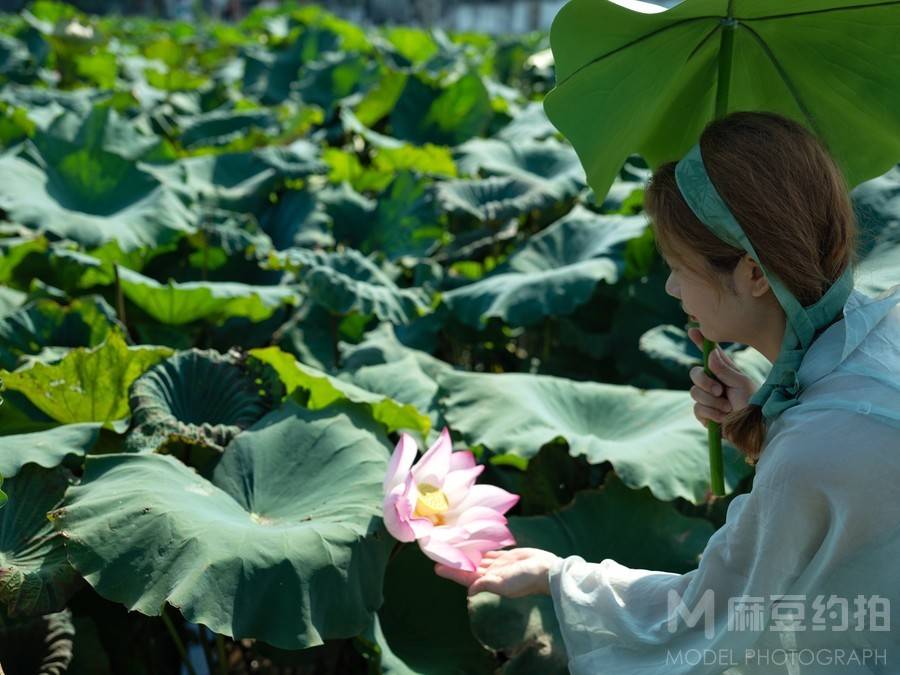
[703,337,725,496]
[197,625,215,675]
[113,264,129,337]
[160,608,198,675]
[703,4,736,498]
[388,541,406,564]
[215,634,228,675]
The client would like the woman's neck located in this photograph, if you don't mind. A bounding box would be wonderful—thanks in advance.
[750,306,787,364]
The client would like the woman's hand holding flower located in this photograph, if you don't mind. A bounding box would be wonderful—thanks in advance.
[434,547,563,598]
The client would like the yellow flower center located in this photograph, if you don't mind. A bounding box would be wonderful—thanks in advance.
[414,483,449,525]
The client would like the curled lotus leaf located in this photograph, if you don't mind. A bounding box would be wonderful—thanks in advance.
[0,464,82,617]
[125,348,279,455]
[434,175,560,225]
[0,606,75,675]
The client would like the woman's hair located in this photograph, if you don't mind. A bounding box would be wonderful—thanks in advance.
[644,110,859,465]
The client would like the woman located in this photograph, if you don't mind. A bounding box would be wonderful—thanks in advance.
[436,111,900,674]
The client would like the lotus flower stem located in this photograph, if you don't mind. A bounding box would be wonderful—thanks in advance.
[112,264,130,338]
[703,338,726,497]
[216,634,228,675]
[160,607,198,675]
[703,3,736,498]
[197,625,216,675]
[388,541,407,564]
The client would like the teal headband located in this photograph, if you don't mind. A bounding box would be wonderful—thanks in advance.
[674,143,855,425]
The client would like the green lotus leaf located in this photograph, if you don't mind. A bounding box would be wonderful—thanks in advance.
[0,83,97,124]
[290,4,373,53]
[143,141,326,214]
[240,5,368,103]
[145,66,208,92]
[436,368,752,504]
[296,52,381,112]
[0,296,119,370]
[356,612,420,675]
[0,287,26,317]
[339,105,404,149]
[177,108,279,150]
[340,354,446,443]
[493,101,558,143]
[434,175,559,226]
[442,206,647,327]
[375,143,456,179]
[42,104,172,162]
[468,473,715,674]
[249,346,430,436]
[0,331,172,425]
[0,138,195,252]
[0,607,75,675]
[377,544,497,675]
[274,301,342,371]
[339,321,448,374]
[0,423,101,478]
[125,349,275,455]
[638,324,772,389]
[382,26,439,65]
[241,42,307,105]
[338,323,452,445]
[0,35,39,86]
[184,210,276,274]
[0,231,49,287]
[390,71,493,146]
[0,464,81,616]
[260,188,333,250]
[319,181,377,247]
[368,171,444,261]
[607,259,688,387]
[271,247,432,324]
[117,267,298,325]
[454,137,585,201]
[542,0,900,201]
[51,401,394,650]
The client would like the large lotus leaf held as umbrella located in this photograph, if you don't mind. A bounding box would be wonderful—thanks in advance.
[544,0,900,198]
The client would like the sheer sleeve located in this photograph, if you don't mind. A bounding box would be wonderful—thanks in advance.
[547,407,900,675]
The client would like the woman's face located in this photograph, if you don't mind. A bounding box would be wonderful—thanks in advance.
[662,245,785,362]
[663,248,740,343]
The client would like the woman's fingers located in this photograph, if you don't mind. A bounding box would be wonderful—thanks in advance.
[689,365,723,396]
[434,563,479,587]
[690,385,732,413]
[467,574,503,596]
[694,402,728,426]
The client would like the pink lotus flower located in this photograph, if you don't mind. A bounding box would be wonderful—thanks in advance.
[382,427,520,572]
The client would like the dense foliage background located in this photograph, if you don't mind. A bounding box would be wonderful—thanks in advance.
[0,2,897,673]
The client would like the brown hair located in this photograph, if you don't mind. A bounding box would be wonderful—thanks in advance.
[644,110,859,465]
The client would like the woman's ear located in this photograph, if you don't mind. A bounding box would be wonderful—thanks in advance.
[744,255,771,298]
